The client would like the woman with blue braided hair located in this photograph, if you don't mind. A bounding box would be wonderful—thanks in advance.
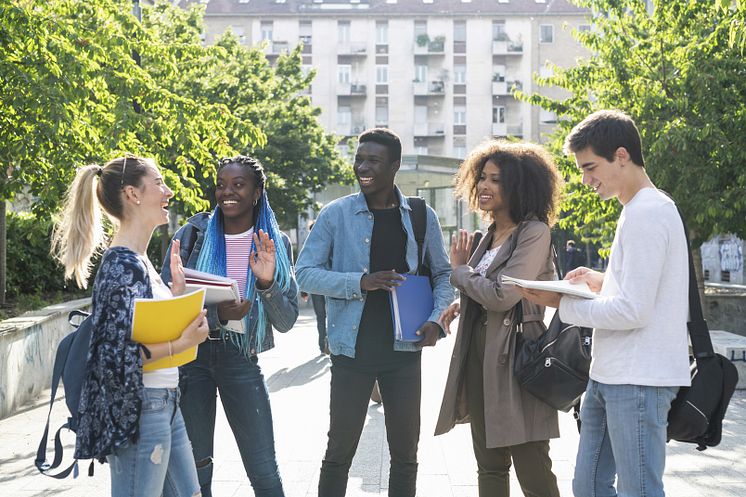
[162,155,299,497]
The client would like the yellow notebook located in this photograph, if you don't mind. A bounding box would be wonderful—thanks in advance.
[131,289,206,372]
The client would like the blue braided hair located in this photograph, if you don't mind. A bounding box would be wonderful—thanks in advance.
[195,156,293,357]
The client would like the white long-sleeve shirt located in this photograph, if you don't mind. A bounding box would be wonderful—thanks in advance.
[560,188,691,387]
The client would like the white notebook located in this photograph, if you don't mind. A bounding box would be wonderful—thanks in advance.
[501,275,599,299]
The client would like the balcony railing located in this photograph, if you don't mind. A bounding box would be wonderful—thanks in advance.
[337,123,367,136]
[414,36,446,55]
[492,39,523,55]
[492,79,522,95]
[413,80,446,96]
[507,123,523,136]
[337,83,367,96]
[492,122,507,136]
[337,42,367,56]
[414,122,446,137]
[263,40,289,56]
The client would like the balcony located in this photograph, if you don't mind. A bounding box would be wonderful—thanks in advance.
[413,80,446,96]
[492,39,523,55]
[507,123,523,136]
[414,35,446,55]
[414,122,446,137]
[337,82,367,96]
[492,122,507,136]
[263,40,289,57]
[492,79,522,95]
[337,42,367,56]
[337,123,367,136]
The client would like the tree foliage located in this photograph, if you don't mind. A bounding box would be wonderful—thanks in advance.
[521,0,746,249]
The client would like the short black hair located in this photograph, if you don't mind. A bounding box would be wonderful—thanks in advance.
[564,110,645,168]
[358,128,402,164]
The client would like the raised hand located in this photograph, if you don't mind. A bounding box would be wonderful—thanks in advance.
[169,240,186,296]
[249,229,276,289]
[450,229,475,268]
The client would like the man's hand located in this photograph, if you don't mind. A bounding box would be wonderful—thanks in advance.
[415,321,441,348]
[438,302,460,334]
[360,270,405,292]
[218,298,251,321]
[565,266,604,293]
[516,287,562,309]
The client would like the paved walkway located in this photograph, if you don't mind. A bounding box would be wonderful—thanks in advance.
[2,307,745,496]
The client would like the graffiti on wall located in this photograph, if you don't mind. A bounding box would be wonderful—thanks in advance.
[719,239,743,272]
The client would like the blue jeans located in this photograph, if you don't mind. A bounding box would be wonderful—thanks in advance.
[180,340,284,497]
[573,380,679,497]
[108,388,199,497]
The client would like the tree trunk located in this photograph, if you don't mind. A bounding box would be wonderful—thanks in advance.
[0,200,6,305]
[691,241,708,321]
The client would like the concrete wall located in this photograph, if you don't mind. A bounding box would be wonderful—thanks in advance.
[0,298,91,420]
[705,293,746,338]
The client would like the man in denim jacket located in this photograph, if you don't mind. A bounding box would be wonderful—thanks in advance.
[296,128,452,497]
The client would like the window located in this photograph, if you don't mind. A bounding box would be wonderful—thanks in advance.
[299,20,312,44]
[414,20,427,38]
[540,109,557,123]
[454,64,466,84]
[415,146,429,155]
[376,65,388,84]
[492,20,507,41]
[454,105,466,125]
[338,21,351,45]
[454,21,466,43]
[376,21,388,45]
[338,64,351,84]
[492,106,506,124]
[231,26,246,45]
[375,104,388,126]
[453,145,466,158]
[260,21,273,41]
[540,24,554,43]
[415,64,427,82]
[337,106,351,133]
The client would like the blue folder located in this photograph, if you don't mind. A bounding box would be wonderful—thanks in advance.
[389,274,434,342]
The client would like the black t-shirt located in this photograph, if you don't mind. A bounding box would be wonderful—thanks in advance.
[332,207,421,372]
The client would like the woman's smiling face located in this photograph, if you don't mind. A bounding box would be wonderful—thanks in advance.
[215,163,261,222]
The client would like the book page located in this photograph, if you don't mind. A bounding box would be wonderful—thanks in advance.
[501,275,599,299]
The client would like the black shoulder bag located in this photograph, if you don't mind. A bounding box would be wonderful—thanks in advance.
[667,206,739,451]
[512,244,593,414]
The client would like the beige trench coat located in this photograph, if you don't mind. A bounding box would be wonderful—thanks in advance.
[434,220,560,448]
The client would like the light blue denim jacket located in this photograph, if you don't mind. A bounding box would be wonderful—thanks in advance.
[295,188,454,357]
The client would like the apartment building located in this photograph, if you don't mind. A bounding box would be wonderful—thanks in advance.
[187,0,590,157]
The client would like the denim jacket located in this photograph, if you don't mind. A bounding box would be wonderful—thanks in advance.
[295,188,453,357]
[161,213,299,354]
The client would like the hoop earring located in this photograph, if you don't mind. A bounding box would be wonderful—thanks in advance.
[253,199,258,207]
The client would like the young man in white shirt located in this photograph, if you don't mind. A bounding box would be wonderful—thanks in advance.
[520,110,691,497]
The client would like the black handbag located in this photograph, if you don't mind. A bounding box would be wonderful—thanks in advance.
[512,246,593,413]
[666,205,739,451]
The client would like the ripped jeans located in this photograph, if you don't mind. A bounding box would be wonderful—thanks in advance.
[108,388,200,497]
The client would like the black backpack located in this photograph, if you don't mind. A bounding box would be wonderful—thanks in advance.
[667,206,739,451]
[35,309,96,478]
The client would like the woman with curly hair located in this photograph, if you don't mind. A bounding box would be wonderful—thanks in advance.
[434,140,563,497]
[162,155,298,497]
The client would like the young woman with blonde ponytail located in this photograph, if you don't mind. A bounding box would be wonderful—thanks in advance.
[51,156,209,497]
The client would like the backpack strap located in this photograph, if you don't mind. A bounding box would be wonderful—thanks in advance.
[35,311,88,478]
[407,196,427,275]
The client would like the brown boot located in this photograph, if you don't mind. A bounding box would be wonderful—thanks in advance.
[370,380,382,404]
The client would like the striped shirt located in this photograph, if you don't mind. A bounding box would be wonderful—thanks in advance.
[225,227,254,297]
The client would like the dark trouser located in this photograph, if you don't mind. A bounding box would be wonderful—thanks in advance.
[466,323,559,497]
[318,358,421,497]
[311,294,327,351]
[180,339,285,497]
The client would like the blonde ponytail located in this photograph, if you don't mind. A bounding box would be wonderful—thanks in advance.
[51,165,107,289]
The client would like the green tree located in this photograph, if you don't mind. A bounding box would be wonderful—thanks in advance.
[521,0,746,290]
[143,2,352,226]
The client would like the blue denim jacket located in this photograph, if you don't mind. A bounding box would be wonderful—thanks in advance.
[296,188,454,357]
[161,213,299,354]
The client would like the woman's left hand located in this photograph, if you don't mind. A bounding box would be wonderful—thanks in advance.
[250,229,276,289]
[169,240,186,296]
[450,229,475,269]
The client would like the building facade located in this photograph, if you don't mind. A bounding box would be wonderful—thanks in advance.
[188,0,590,157]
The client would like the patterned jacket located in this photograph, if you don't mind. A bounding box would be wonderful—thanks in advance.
[74,247,151,462]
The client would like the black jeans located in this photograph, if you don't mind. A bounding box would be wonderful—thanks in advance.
[311,294,327,350]
[318,357,421,497]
